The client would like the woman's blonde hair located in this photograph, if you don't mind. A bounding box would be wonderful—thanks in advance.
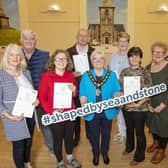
[117,32,130,42]
[0,44,27,72]
[47,49,73,71]
[90,49,105,63]
[151,42,168,55]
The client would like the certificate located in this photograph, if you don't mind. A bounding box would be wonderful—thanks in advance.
[12,87,38,118]
[73,54,90,74]
[53,82,72,108]
[124,76,140,95]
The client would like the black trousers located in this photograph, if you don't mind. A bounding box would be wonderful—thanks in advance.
[152,133,168,149]
[36,106,54,153]
[73,97,81,141]
[12,117,35,168]
[87,116,112,157]
[123,110,146,162]
[49,121,75,162]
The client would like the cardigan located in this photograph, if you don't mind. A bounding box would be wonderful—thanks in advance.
[38,71,77,114]
[79,68,121,121]
[0,70,33,141]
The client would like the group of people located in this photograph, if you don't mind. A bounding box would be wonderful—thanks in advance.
[0,28,168,168]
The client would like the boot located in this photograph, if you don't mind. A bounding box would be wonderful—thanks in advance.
[147,140,159,153]
[24,163,33,168]
[151,149,166,164]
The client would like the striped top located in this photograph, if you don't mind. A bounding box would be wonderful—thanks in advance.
[24,48,49,90]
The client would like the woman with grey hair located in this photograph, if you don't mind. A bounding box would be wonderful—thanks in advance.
[146,42,168,164]
[79,49,120,166]
[0,44,39,168]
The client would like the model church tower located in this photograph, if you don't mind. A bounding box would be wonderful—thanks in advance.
[99,0,115,44]
[0,0,9,29]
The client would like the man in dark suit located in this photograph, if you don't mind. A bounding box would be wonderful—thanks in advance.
[67,28,94,147]
[20,29,54,155]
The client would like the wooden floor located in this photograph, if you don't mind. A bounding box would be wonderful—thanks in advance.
[0,120,168,168]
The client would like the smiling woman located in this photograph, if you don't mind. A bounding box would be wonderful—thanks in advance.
[0,44,39,168]
[79,49,121,166]
[38,49,81,168]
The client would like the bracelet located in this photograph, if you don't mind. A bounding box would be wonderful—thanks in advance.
[1,112,6,118]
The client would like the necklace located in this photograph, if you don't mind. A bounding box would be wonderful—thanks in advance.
[151,61,167,72]
[13,70,21,77]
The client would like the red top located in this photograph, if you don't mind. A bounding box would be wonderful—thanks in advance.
[38,71,77,114]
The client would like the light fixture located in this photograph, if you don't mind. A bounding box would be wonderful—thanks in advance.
[149,0,168,13]
[48,4,61,12]
[40,3,66,13]
[157,4,168,12]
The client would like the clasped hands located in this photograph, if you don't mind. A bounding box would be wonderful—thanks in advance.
[148,102,166,113]
[4,99,39,121]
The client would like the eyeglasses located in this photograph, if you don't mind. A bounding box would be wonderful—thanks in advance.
[119,40,128,43]
[152,50,163,54]
[92,57,105,62]
[55,57,67,62]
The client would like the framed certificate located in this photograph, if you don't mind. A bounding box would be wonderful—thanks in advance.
[53,82,72,108]
[124,76,140,95]
[73,54,90,74]
[12,87,38,118]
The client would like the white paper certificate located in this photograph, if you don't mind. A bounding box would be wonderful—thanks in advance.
[73,54,90,74]
[53,83,72,108]
[124,76,141,95]
[12,87,38,118]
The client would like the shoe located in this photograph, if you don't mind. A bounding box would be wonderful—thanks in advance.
[24,162,32,168]
[129,160,139,166]
[92,156,99,166]
[86,133,90,139]
[151,149,165,164]
[73,139,79,147]
[102,155,110,165]
[113,133,121,141]
[122,150,130,155]
[50,153,55,157]
[67,158,81,168]
[118,136,126,144]
[147,140,159,153]
[57,160,65,168]
[56,165,65,168]
[113,134,126,143]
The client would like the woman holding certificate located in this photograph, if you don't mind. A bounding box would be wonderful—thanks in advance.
[146,42,168,164]
[79,49,120,166]
[0,44,39,168]
[119,47,152,166]
[38,49,81,168]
